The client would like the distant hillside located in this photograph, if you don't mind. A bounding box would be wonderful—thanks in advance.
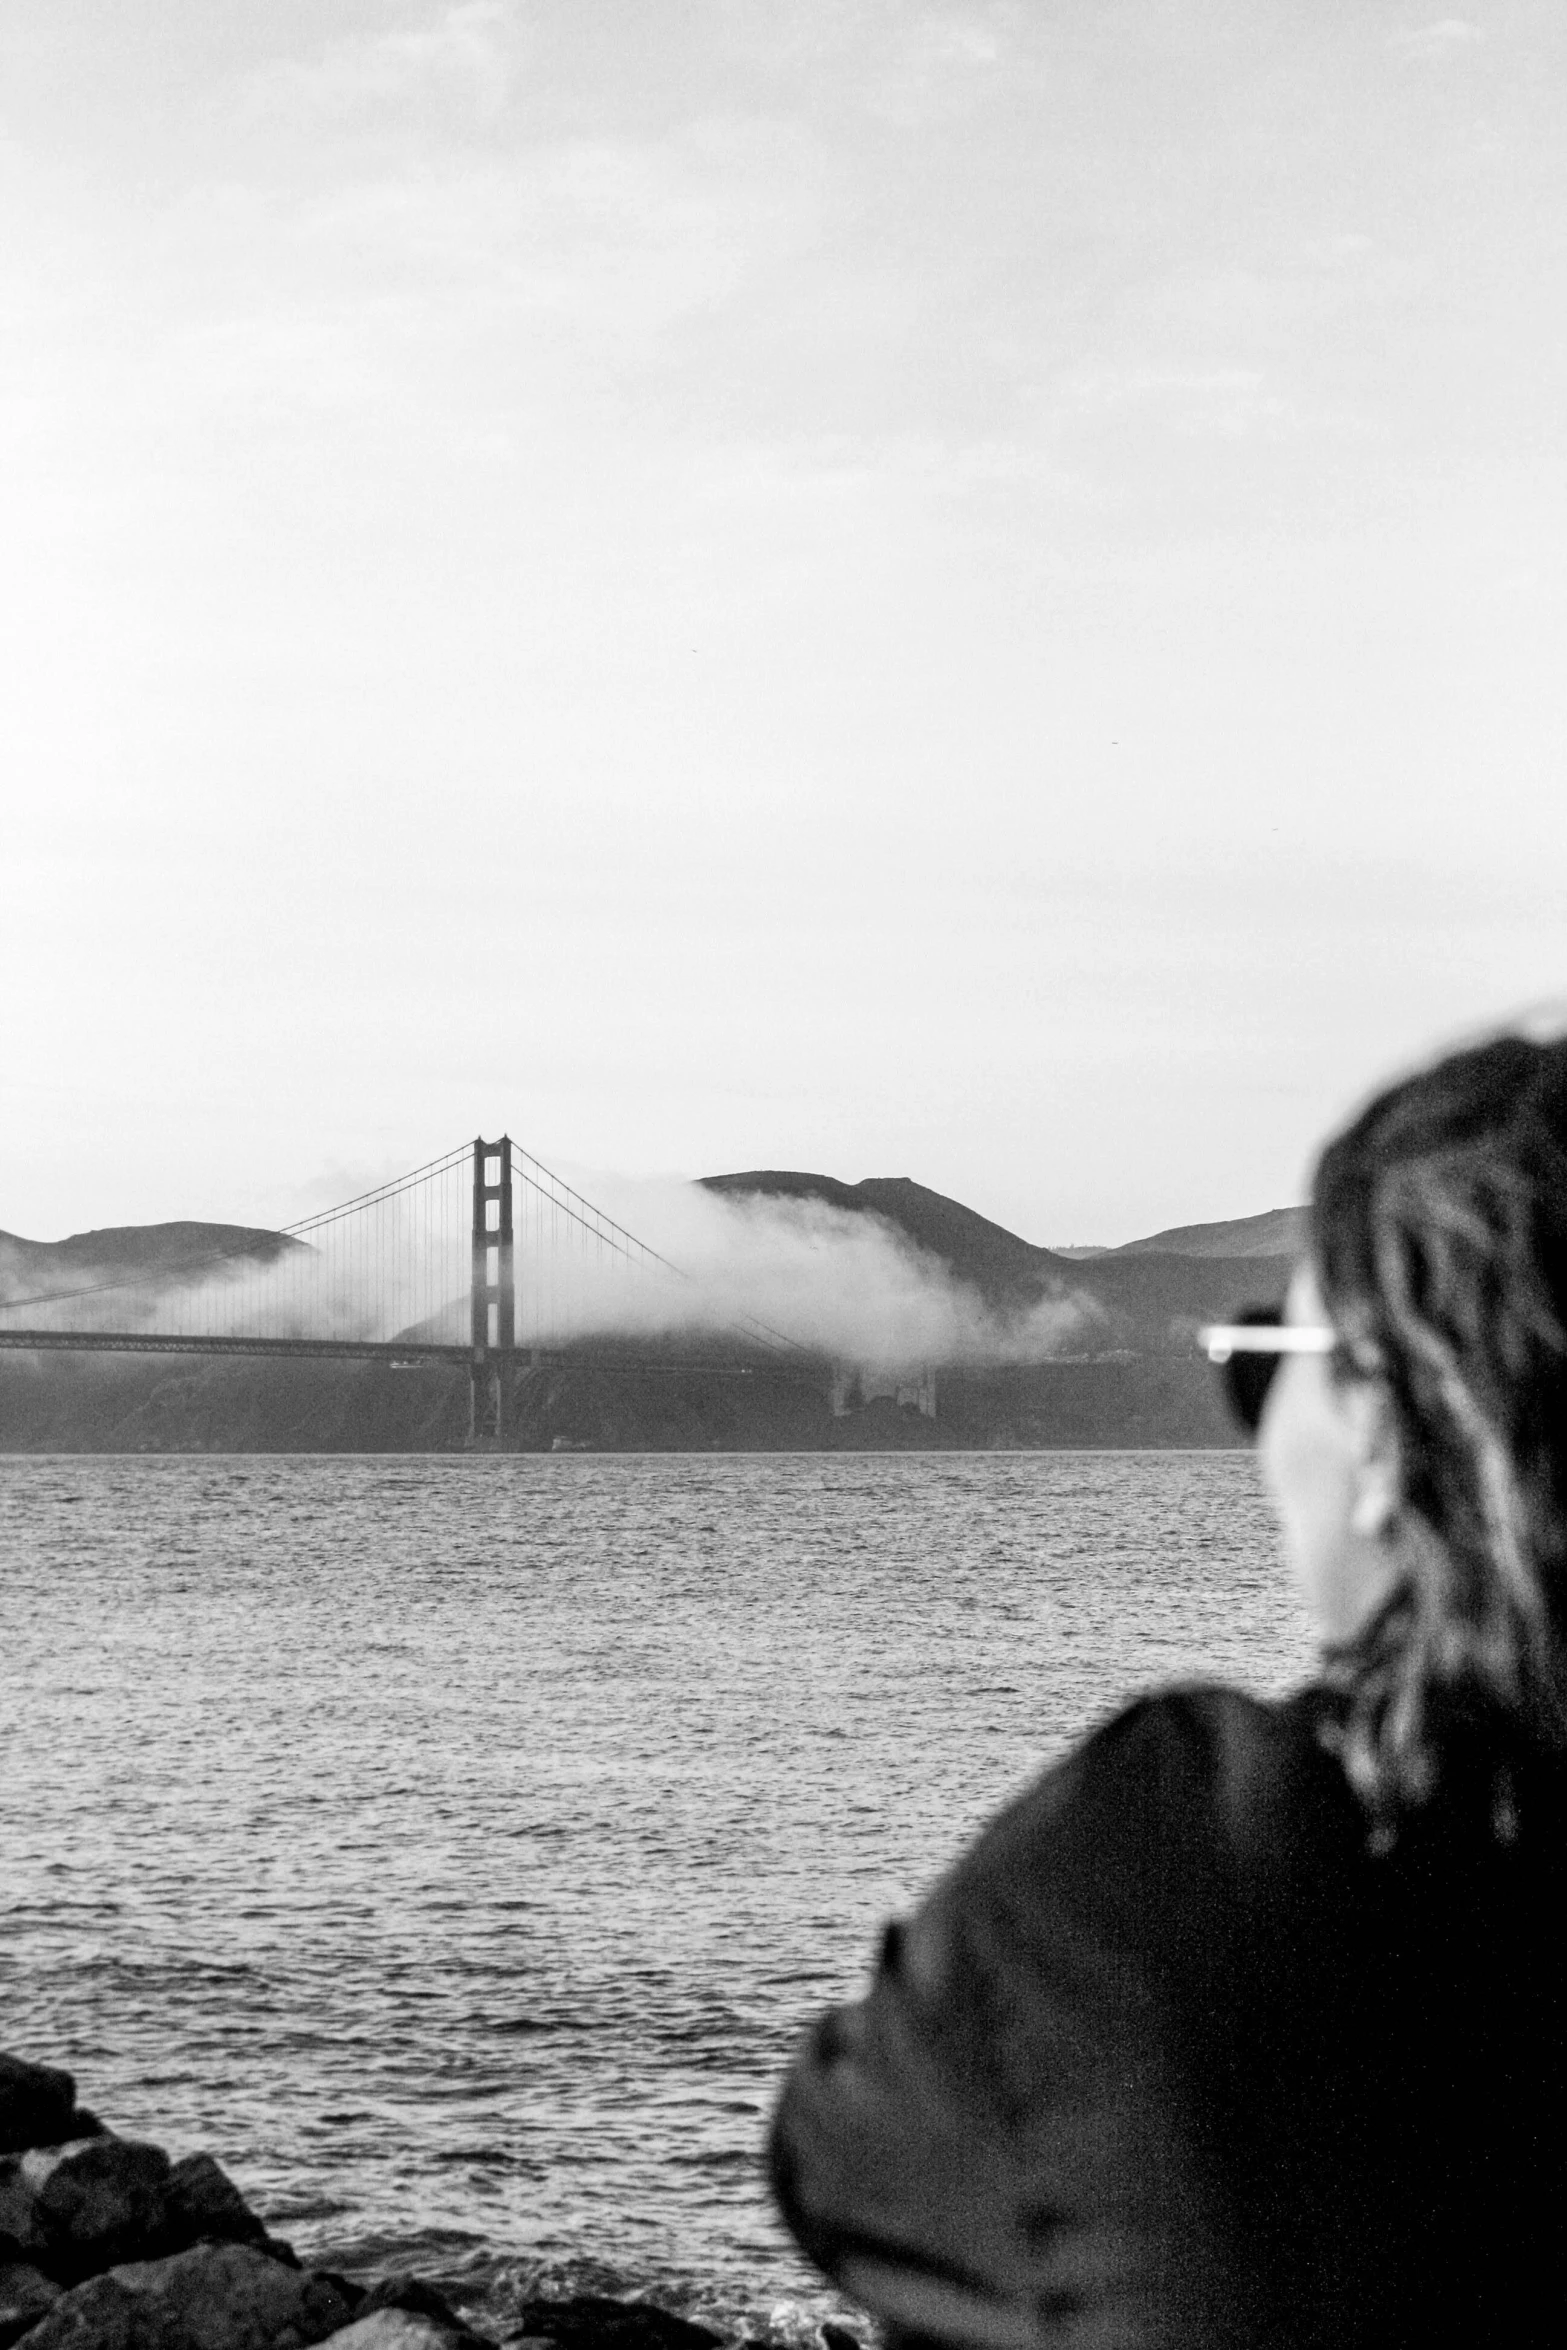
[1,1182,1297,1452]
[701,1170,1072,1310]
[0,1221,305,1307]
[1108,1205,1306,1259]
[701,1171,1293,1350]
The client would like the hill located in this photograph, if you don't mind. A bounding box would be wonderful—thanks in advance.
[700,1170,1070,1310]
[1108,1205,1305,1259]
[1051,1207,1304,1259]
[0,1220,305,1306]
[0,1179,1301,1452]
[701,1171,1294,1351]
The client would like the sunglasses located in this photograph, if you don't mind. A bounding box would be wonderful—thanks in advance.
[1198,1306,1335,1435]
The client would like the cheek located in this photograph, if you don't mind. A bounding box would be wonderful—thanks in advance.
[1258,1361,1359,1583]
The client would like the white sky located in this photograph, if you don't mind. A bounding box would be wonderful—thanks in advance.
[4,1,1565,1247]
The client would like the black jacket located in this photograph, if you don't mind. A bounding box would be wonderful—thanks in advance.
[769,1684,1567,2348]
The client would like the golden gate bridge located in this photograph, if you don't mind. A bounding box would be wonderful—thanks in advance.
[0,1138,820,1438]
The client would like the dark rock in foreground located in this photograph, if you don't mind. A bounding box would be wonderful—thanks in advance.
[17,2242,357,2350]
[0,2263,62,2350]
[513,2299,721,2350]
[1,2140,174,2285]
[0,2049,499,2350]
[2,2048,811,2350]
[159,2163,292,2269]
[0,2136,299,2294]
[348,2279,488,2350]
[0,2063,92,2162]
[325,2317,466,2350]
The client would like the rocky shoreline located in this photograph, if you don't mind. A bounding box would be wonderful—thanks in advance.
[1,2055,850,2350]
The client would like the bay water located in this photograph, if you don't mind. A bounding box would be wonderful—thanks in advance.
[0,1453,1315,2339]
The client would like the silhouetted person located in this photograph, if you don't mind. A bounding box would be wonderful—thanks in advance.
[772,1029,1567,2349]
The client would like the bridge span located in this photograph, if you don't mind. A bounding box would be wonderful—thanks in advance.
[0,1136,820,1438]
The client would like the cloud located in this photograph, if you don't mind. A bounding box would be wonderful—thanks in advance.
[252,2,519,129]
[3,1175,1104,1372]
[509,1179,1103,1368]
[1387,19,1484,62]
[0,1181,1103,1369]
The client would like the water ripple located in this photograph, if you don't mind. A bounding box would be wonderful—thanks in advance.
[0,1452,1310,2337]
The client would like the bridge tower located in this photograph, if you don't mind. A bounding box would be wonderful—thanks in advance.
[470,1135,515,1442]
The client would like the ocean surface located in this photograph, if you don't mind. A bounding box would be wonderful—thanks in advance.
[0,1453,1315,2341]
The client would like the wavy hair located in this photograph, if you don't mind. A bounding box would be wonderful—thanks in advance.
[1310,1032,1567,1823]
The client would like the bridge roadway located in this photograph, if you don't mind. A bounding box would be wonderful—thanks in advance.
[0,1329,811,1380]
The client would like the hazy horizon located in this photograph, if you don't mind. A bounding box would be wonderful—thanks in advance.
[3,1159,1305,1260]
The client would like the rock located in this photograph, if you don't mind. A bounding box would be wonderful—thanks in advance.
[303,2278,363,2319]
[160,2157,293,2265]
[0,2261,61,2350]
[0,2138,172,2283]
[338,2278,493,2350]
[321,2317,465,2350]
[511,2301,720,2350]
[0,2059,79,2158]
[20,2240,359,2350]
[353,2283,459,2329]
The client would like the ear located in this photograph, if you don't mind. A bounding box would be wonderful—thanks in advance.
[1346,1378,1404,1541]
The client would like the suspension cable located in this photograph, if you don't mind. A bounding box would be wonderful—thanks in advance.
[509,1141,813,1358]
[0,1145,473,1316]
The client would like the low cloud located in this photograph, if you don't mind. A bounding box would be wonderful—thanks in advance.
[512,1178,1103,1368]
[0,1183,1104,1370]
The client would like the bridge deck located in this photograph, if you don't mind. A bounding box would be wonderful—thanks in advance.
[0,1330,809,1379]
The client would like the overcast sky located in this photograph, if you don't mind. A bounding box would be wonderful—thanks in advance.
[4,0,1565,1248]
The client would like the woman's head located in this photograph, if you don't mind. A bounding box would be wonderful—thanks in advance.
[1272,1030,1567,1814]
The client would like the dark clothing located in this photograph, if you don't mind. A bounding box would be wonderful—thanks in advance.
[769,1684,1567,2348]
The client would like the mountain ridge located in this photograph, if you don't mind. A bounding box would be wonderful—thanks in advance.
[701,1171,1304,1268]
[0,1221,305,1306]
[1106,1205,1305,1259]
[0,1182,1300,1450]
[699,1169,1073,1311]
[699,1170,1298,1344]
[2,1191,1303,1298]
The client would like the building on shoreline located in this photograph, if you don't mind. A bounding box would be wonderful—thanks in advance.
[829,1361,938,1419]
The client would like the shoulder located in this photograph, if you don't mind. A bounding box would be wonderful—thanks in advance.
[973,1679,1342,1852]
[910,1683,1355,1987]
[1084,1680,1354,1861]
[771,1684,1361,2339]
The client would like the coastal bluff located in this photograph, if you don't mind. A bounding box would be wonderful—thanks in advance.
[0,2055,820,2350]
